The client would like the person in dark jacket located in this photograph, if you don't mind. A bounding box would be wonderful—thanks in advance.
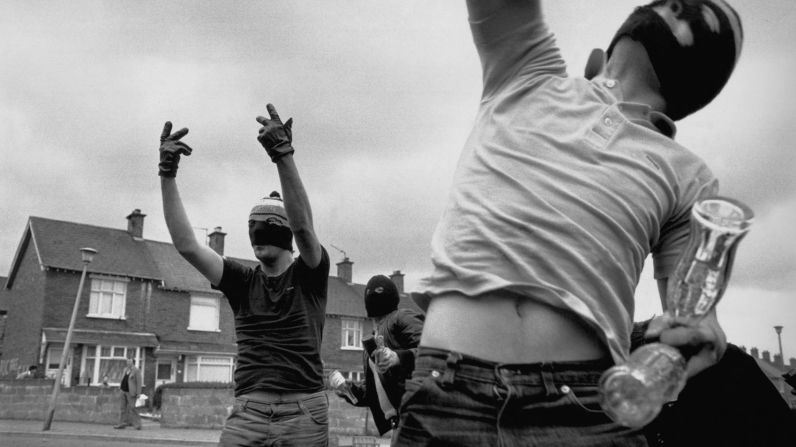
[632,319,796,447]
[333,275,425,437]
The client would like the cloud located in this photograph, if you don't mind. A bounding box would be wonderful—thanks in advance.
[1,0,794,358]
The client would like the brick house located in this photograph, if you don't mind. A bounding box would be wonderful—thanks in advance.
[1,210,420,397]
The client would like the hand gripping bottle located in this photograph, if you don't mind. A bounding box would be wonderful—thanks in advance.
[599,197,754,427]
[328,370,358,404]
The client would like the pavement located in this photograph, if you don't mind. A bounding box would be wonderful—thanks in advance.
[0,418,221,446]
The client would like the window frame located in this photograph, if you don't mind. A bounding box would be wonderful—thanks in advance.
[187,294,221,332]
[86,275,129,320]
[340,317,364,351]
[183,355,234,383]
[79,344,141,387]
[346,370,364,382]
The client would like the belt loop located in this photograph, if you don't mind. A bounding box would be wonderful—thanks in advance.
[440,351,463,388]
[541,363,557,396]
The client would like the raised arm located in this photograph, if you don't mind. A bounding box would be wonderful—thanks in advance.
[256,104,322,268]
[159,122,224,285]
[464,0,561,100]
[466,0,540,21]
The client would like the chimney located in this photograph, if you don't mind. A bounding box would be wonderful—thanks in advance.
[763,350,771,363]
[208,227,226,256]
[389,270,405,293]
[751,347,759,359]
[790,358,796,369]
[775,354,784,368]
[126,209,146,239]
[336,257,353,283]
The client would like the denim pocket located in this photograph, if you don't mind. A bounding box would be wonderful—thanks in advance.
[300,393,329,426]
[399,370,439,411]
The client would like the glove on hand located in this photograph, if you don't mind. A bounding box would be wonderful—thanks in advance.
[159,121,193,177]
[256,103,294,162]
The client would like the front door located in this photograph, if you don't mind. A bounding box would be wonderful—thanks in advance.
[155,358,177,386]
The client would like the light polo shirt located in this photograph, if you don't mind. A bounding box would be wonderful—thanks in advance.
[419,2,717,363]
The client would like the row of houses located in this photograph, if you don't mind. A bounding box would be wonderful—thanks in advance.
[0,209,793,408]
[0,209,420,396]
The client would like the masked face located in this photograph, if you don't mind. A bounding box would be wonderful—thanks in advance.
[248,219,293,251]
[607,0,742,120]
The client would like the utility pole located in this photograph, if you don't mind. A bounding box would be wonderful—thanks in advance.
[43,248,96,431]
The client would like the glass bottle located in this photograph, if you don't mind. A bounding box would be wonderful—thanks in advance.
[599,197,754,427]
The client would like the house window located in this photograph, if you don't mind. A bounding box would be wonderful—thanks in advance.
[341,318,363,350]
[184,355,233,383]
[81,345,139,386]
[346,371,364,382]
[188,295,220,332]
[87,277,128,319]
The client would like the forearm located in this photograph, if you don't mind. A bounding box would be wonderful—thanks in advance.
[161,178,202,255]
[275,155,322,265]
[275,155,313,232]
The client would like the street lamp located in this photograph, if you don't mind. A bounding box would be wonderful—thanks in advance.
[43,247,96,431]
[774,325,784,366]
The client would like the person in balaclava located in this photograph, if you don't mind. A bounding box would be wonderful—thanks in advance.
[159,103,330,447]
[392,1,745,446]
[333,275,424,439]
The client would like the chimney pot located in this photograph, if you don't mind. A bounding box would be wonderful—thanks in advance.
[389,270,405,294]
[208,227,227,256]
[336,257,353,283]
[126,209,146,239]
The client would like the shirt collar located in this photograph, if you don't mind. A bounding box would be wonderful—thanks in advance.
[593,75,677,138]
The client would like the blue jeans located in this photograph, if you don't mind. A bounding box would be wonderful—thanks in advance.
[218,390,328,447]
[393,348,649,447]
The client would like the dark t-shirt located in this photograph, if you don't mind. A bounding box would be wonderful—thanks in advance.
[215,247,329,396]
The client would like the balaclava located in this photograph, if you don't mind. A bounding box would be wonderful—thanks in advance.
[607,0,743,120]
[248,191,293,250]
[364,275,400,318]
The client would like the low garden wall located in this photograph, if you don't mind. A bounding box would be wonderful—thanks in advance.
[0,379,119,424]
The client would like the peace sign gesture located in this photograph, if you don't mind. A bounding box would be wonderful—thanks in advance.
[158,121,194,178]
[256,103,295,163]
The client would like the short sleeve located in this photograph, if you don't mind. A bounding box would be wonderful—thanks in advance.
[212,257,253,313]
[652,174,719,280]
[295,246,330,295]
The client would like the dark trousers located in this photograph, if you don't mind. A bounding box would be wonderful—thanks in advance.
[393,347,649,447]
[218,390,328,447]
[118,392,141,428]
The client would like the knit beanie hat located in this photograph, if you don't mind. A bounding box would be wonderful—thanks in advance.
[364,275,400,318]
[607,0,743,120]
[249,191,288,226]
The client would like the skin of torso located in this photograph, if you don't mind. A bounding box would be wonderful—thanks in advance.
[421,290,609,363]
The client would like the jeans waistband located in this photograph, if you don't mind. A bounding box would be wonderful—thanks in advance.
[238,389,325,404]
[415,347,613,394]
[416,347,613,371]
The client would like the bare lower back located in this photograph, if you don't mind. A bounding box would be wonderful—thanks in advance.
[421,290,609,363]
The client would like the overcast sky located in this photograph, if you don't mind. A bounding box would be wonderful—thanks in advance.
[2,1,794,360]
